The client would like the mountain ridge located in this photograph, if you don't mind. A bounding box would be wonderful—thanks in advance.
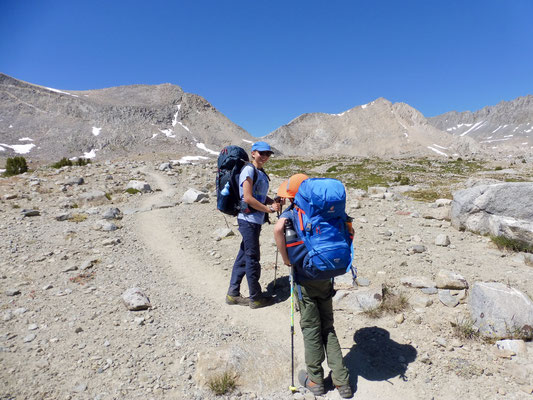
[1,73,531,162]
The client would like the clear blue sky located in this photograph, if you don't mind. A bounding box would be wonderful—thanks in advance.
[1,0,532,136]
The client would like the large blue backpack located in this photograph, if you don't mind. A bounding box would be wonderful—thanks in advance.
[216,145,258,216]
[288,178,355,281]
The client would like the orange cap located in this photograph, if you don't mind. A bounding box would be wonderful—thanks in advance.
[277,174,309,198]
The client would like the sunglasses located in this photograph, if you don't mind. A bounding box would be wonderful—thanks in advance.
[258,151,273,157]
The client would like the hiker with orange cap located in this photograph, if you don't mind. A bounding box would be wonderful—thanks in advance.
[274,174,353,398]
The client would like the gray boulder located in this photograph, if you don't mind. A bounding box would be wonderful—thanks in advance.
[469,282,533,339]
[78,191,109,206]
[182,188,208,204]
[333,286,383,312]
[126,180,151,193]
[451,182,533,246]
[102,207,123,220]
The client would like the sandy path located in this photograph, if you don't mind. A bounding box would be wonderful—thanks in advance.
[133,170,421,399]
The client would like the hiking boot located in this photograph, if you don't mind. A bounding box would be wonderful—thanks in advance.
[249,295,275,309]
[298,370,325,396]
[336,384,353,399]
[225,294,250,306]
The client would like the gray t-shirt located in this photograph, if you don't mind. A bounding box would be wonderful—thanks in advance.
[237,164,269,225]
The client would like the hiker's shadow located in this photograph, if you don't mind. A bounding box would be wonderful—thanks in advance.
[265,275,291,303]
[341,326,417,391]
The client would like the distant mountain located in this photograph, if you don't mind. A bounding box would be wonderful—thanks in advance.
[1,73,530,162]
[428,96,533,152]
[264,98,480,157]
[0,73,253,161]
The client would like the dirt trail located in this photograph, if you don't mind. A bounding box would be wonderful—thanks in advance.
[134,170,420,399]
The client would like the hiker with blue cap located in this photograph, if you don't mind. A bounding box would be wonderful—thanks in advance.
[226,141,280,309]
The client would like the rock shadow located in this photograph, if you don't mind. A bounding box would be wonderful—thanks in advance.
[342,326,417,390]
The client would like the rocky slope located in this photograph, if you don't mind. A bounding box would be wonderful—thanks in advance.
[428,96,533,153]
[1,158,532,399]
[263,98,481,158]
[0,73,254,162]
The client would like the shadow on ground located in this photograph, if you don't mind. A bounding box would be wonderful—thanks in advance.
[338,326,417,393]
[265,275,291,303]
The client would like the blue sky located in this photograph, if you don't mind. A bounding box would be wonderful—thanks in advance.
[1,0,532,137]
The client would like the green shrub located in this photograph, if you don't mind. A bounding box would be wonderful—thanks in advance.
[4,156,28,176]
[207,371,238,395]
[76,158,91,166]
[105,193,112,200]
[51,157,73,169]
[51,157,91,168]
[494,166,503,171]
[491,235,533,253]
[362,286,408,319]
[125,188,140,195]
[393,174,410,185]
[451,317,480,340]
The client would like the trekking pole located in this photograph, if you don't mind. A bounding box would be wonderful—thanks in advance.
[289,265,298,393]
[273,198,282,288]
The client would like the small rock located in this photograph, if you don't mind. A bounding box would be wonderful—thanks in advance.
[23,334,36,343]
[435,234,451,247]
[495,339,528,355]
[395,313,405,324]
[73,383,87,393]
[400,276,436,288]
[407,245,426,254]
[421,287,438,295]
[435,269,468,289]
[438,289,459,307]
[6,289,21,296]
[21,209,40,217]
[28,324,38,331]
[122,287,151,311]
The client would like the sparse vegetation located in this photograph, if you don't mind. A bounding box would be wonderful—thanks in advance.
[69,270,96,285]
[490,235,533,253]
[207,370,238,395]
[494,166,503,171]
[105,192,112,200]
[393,174,410,185]
[451,317,480,340]
[363,285,409,318]
[69,213,88,223]
[404,186,453,203]
[51,157,91,169]
[3,156,28,177]
[125,188,141,195]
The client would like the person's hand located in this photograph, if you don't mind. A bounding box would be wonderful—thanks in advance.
[271,202,281,212]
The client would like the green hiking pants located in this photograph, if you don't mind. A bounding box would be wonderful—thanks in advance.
[297,279,350,386]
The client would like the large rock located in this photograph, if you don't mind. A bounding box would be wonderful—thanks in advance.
[194,344,291,392]
[451,183,533,246]
[78,190,109,206]
[469,282,533,339]
[333,286,383,312]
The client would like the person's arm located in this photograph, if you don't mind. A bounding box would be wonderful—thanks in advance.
[242,178,280,213]
[274,217,291,266]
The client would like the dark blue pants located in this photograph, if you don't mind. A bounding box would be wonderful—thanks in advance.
[228,219,263,301]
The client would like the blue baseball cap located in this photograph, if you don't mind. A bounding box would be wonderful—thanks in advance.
[251,141,273,153]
